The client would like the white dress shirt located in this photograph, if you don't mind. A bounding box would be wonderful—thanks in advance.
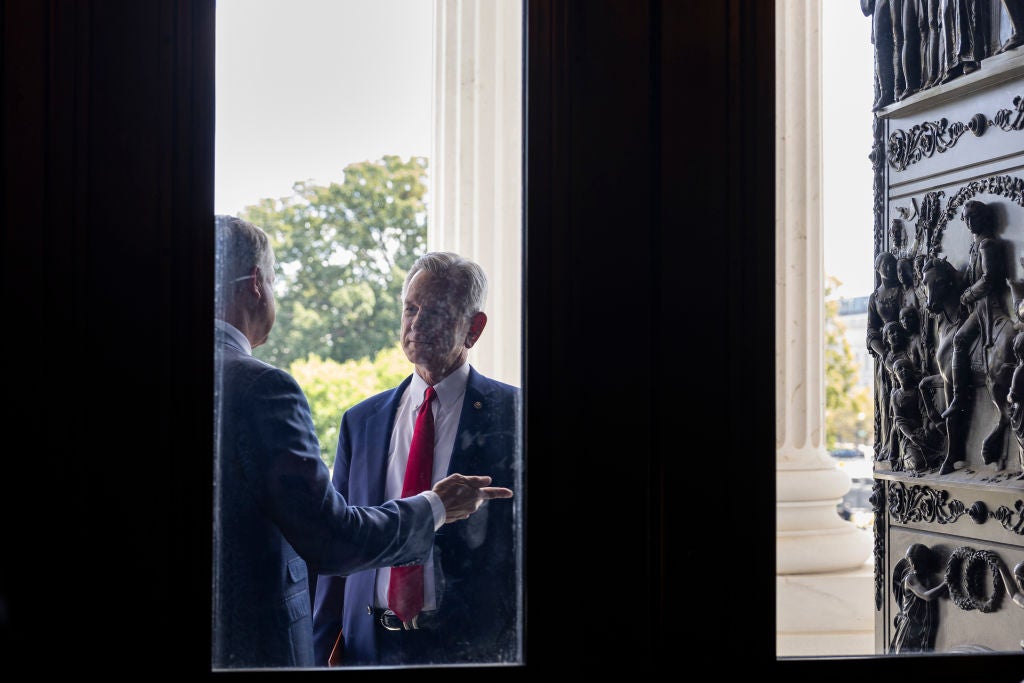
[374,362,472,611]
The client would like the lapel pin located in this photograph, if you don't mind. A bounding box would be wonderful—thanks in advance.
[474,401,482,409]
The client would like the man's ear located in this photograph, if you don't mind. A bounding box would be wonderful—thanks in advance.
[465,312,488,348]
[244,267,266,306]
[246,267,260,294]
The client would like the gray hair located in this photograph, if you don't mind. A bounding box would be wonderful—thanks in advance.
[216,215,275,281]
[215,215,275,313]
[403,251,487,318]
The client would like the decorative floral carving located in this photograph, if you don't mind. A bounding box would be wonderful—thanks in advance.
[993,95,1024,132]
[870,115,885,455]
[886,96,1024,171]
[888,118,970,171]
[871,116,885,259]
[887,481,968,524]
[989,499,1024,535]
[872,479,886,611]
[917,191,945,257]
[943,176,1024,231]
[886,482,1024,535]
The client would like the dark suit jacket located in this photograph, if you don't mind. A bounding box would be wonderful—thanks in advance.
[213,329,437,669]
[310,367,520,666]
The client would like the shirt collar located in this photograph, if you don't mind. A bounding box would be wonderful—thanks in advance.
[410,362,470,412]
[215,319,252,356]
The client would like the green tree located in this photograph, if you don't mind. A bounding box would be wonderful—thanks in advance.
[240,155,429,369]
[291,344,412,469]
[825,276,873,450]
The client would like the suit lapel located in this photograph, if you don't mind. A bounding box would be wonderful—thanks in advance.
[447,369,489,475]
[365,376,411,500]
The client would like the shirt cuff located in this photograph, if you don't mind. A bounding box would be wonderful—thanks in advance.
[420,490,446,530]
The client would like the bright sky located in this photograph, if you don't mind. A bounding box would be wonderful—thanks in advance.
[822,1,876,299]
[216,1,875,298]
[214,0,432,217]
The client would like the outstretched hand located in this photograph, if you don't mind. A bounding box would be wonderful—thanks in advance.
[432,473,513,524]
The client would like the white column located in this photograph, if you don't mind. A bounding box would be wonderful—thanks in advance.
[775,0,874,656]
[428,0,523,388]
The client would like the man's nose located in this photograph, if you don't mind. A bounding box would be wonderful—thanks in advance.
[411,312,435,331]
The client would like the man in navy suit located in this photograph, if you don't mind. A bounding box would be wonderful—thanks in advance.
[212,217,512,669]
[311,251,521,667]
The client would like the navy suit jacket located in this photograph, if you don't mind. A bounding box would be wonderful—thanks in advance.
[213,329,437,669]
[310,367,520,666]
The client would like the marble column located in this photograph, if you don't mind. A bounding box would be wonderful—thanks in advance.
[427,0,523,388]
[775,0,875,656]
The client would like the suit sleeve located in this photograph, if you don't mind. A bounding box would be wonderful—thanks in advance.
[240,366,435,575]
[310,410,358,665]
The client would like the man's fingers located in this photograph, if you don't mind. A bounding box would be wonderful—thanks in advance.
[458,474,492,487]
[478,486,513,499]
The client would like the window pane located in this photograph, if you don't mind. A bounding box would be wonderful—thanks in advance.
[213,0,523,669]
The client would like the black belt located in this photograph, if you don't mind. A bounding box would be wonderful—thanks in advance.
[374,607,444,631]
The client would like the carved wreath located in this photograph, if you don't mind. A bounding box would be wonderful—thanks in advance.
[944,547,1004,613]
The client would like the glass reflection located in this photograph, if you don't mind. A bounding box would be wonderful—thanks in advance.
[212,0,523,669]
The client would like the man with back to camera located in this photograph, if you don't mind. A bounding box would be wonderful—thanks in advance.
[311,251,521,666]
[212,217,513,669]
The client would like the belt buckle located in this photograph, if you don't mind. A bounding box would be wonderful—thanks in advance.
[380,609,401,631]
[380,610,423,630]
[380,609,421,631]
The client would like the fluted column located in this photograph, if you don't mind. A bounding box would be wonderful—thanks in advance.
[428,0,522,388]
[775,0,874,656]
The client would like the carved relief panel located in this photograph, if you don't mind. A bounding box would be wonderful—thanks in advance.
[869,0,1024,654]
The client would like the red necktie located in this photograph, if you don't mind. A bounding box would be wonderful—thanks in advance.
[388,385,437,624]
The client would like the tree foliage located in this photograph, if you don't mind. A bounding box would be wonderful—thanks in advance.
[825,276,873,449]
[291,345,412,469]
[240,155,429,368]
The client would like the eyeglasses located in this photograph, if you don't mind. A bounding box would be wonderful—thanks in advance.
[228,269,274,288]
